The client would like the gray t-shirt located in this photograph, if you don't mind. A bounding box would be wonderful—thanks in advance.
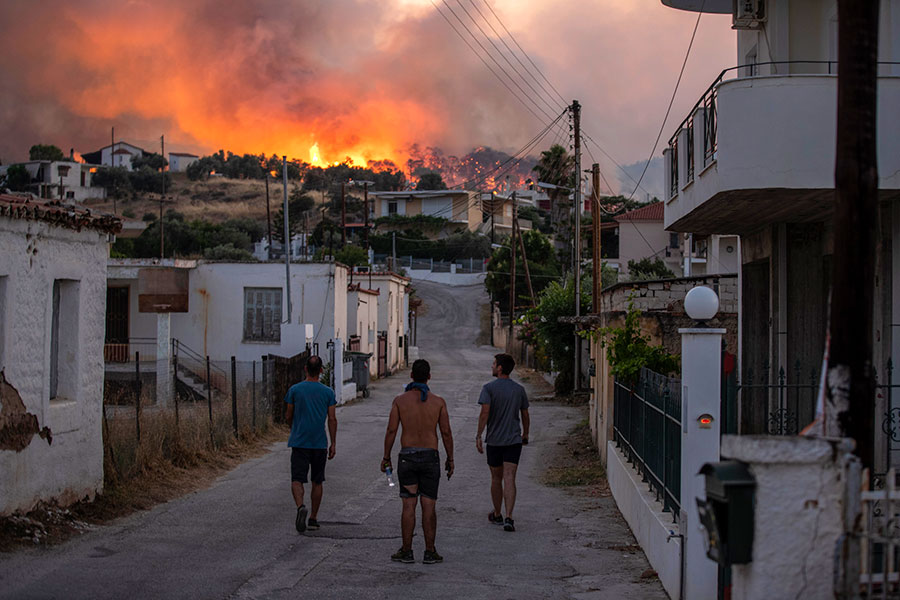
[478,378,529,446]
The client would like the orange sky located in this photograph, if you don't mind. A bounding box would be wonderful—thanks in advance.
[0,0,735,188]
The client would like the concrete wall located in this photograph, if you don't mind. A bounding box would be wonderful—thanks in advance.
[722,435,857,600]
[608,443,682,599]
[0,217,109,514]
[406,270,486,286]
[168,154,198,173]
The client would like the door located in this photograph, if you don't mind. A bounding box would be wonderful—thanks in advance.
[105,286,129,362]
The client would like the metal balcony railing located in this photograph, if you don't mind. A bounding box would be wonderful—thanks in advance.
[666,60,900,198]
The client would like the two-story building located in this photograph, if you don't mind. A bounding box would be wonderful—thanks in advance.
[371,190,482,232]
[82,142,146,171]
[661,0,900,442]
[0,161,107,202]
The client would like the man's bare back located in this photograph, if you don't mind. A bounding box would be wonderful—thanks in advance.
[392,390,449,449]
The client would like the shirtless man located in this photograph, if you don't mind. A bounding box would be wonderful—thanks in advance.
[382,359,454,564]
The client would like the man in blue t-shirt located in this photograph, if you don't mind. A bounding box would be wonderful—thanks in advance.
[475,353,529,533]
[284,355,337,533]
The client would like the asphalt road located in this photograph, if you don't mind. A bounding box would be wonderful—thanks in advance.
[0,280,665,600]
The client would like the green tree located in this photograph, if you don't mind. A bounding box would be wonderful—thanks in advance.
[132,152,168,171]
[29,144,65,161]
[484,229,561,313]
[92,166,132,197]
[204,243,257,261]
[272,189,316,243]
[627,257,675,281]
[592,299,679,385]
[335,244,369,268]
[2,164,31,191]
[416,171,447,190]
[520,276,591,395]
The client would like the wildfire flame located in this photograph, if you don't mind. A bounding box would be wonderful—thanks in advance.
[309,143,322,166]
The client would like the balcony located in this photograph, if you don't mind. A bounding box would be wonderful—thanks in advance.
[664,62,900,235]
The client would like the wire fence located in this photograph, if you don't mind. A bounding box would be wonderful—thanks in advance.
[102,353,279,484]
[372,254,487,273]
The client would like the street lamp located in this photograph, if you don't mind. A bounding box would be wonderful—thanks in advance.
[685,286,719,324]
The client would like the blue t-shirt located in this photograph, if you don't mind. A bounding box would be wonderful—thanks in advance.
[286,381,336,449]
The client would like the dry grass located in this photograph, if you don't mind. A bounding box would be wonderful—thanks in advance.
[544,418,610,496]
[87,174,331,224]
[0,389,287,552]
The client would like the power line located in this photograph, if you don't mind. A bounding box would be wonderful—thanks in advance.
[431,0,557,129]
[438,0,561,127]
[478,0,568,106]
[461,0,565,116]
[627,6,704,201]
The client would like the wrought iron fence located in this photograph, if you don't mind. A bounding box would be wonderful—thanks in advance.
[734,360,819,435]
[613,367,682,521]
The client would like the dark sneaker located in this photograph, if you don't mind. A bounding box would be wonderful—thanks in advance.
[423,549,444,564]
[391,547,415,563]
[503,517,515,532]
[488,511,504,525]
[295,505,308,533]
[306,518,320,530]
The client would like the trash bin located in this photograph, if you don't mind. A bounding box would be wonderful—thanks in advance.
[345,352,372,398]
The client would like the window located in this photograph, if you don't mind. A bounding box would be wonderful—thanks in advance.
[670,233,680,249]
[243,287,282,342]
[388,201,398,215]
[50,279,80,401]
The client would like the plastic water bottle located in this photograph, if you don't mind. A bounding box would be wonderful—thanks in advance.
[385,466,396,487]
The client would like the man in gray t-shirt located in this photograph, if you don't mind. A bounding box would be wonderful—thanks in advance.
[476,353,530,532]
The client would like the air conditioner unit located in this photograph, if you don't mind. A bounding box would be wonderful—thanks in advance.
[733,0,765,29]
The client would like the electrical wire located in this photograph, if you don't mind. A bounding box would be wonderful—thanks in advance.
[627,5,704,201]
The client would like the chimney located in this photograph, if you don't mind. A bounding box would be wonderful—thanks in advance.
[69,148,74,160]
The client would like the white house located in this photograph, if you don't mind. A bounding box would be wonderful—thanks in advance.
[370,190,482,232]
[105,260,349,364]
[83,142,145,171]
[662,0,900,436]
[347,283,380,377]
[365,272,410,376]
[168,152,199,173]
[0,161,107,202]
[0,194,121,515]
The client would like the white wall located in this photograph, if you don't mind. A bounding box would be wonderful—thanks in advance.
[108,261,349,363]
[168,154,198,173]
[0,217,109,515]
[665,75,900,229]
[367,274,409,373]
[100,143,143,171]
[348,289,379,377]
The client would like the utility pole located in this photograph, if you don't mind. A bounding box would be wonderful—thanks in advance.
[827,0,879,470]
[341,182,347,248]
[111,127,117,213]
[490,191,496,246]
[364,182,371,250]
[264,170,272,260]
[592,163,602,314]
[283,156,292,323]
[572,99,582,392]
[159,135,165,259]
[392,231,397,272]
[507,191,517,352]
[517,223,536,306]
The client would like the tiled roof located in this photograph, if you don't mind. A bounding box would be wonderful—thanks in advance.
[615,202,664,222]
[169,152,198,157]
[0,194,122,234]
[347,283,380,295]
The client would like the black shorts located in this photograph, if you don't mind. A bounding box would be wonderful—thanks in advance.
[397,448,441,500]
[291,447,327,484]
[486,443,523,468]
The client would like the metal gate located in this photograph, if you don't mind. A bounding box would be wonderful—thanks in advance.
[377,332,387,378]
